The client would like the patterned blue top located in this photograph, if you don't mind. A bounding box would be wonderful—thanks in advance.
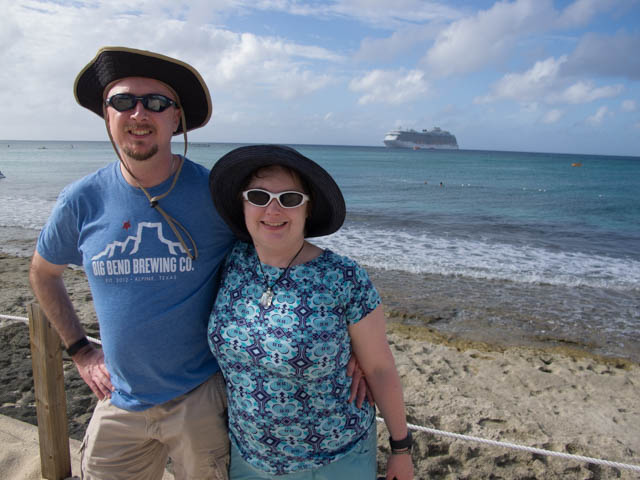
[208,241,380,475]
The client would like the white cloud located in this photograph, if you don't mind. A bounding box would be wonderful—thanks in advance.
[244,0,463,28]
[424,0,552,76]
[542,109,564,124]
[621,99,637,112]
[422,0,630,78]
[562,31,640,80]
[349,69,430,105]
[586,106,609,126]
[207,32,341,100]
[477,57,624,106]
[475,56,566,103]
[271,69,335,100]
[556,0,623,28]
[552,81,624,104]
[355,24,440,63]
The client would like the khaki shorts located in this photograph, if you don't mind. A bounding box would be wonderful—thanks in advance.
[81,371,229,480]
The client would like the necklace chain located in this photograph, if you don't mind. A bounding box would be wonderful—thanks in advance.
[257,242,305,308]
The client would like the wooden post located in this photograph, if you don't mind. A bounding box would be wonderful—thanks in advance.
[28,303,72,480]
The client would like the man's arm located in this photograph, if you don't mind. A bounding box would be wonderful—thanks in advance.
[29,251,113,399]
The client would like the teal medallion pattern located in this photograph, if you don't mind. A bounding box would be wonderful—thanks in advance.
[208,241,379,475]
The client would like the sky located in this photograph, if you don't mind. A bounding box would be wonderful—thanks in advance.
[2,0,640,156]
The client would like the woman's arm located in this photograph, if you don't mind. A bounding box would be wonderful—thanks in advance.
[349,304,414,480]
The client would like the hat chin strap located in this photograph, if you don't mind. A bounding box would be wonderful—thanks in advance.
[103,106,198,260]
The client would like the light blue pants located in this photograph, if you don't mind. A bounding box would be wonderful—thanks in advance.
[229,422,377,479]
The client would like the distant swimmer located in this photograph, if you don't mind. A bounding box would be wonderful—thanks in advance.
[0,171,5,179]
[440,182,444,187]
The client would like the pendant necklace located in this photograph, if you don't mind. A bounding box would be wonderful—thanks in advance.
[257,242,305,308]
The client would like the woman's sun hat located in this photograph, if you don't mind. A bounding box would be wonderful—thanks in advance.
[74,46,211,134]
[209,144,346,242]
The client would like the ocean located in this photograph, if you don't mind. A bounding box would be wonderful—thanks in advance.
[1,140,639,361]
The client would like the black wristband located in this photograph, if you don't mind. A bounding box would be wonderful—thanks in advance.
[389,430,412,451]
[65,337,89,356]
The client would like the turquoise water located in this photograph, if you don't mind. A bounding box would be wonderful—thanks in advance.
[1,140,639,360]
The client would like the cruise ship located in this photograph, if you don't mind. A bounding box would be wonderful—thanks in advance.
[384,127,458,149]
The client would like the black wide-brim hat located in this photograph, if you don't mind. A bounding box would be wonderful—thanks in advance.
[209,145,346,242]
[74,46,211,134]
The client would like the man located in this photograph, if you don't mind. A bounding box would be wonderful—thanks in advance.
[30,47,369,480]
[30,47,235,479]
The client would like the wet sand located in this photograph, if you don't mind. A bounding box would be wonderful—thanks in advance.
[368,267,640,364]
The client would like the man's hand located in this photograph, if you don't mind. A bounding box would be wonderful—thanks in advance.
[73,346,113,400]
[347,354,375,408]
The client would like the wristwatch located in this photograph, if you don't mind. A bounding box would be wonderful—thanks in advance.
[65,336,89,356]
[389,430,412,453]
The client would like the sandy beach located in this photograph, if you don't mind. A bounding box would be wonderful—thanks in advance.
[1,252,639,479]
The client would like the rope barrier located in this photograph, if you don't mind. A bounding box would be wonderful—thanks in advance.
[3,313,639,472]
[376,418,640,473]
[0,314,30,322]
[0,315,29,323]
[0,314,101,345]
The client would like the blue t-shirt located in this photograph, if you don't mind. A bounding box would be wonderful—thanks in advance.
[37,158,235,410]
[208,241,380,475]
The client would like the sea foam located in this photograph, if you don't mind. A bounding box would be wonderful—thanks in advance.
[314,226,640,291]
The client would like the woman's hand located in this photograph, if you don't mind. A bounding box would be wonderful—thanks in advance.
[386,452,414,480]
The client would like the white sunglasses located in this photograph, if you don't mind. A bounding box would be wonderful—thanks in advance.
[242,189,310,208]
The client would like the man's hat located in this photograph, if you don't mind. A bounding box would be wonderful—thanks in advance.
[209,145,346,242]
[74,46,211,134]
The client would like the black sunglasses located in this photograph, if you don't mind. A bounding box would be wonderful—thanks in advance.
[243,189,310,208]
[105,93,177,113]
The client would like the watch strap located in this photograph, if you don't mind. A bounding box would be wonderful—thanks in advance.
[65,336,89,356]
[389,430,412,452]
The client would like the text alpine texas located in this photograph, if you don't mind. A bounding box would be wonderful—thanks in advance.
[90,222,194,283]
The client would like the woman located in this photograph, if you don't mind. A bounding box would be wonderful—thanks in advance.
[208,145,414,479]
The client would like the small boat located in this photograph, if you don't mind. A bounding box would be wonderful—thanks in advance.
[0,171,5,179]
